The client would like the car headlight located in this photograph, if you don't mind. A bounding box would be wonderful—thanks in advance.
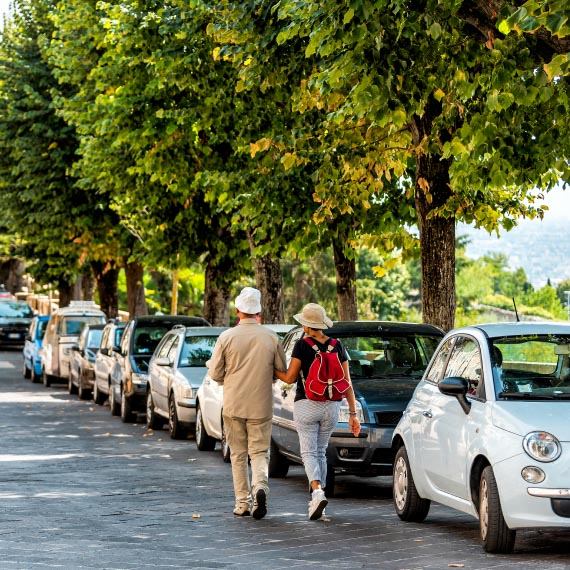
[338,400,364,423]
[181,383,194,399]
[523,431,561,463]
[132,373,149,385]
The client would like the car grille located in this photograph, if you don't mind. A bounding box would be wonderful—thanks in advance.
[375,411,403,426]
[371,448,396,465]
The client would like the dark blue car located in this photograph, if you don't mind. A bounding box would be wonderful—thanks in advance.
[22,315,49,383]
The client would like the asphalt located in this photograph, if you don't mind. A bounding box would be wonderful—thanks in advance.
[0,349,569,569]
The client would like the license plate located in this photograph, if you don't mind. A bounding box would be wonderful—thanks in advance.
[8,333,21,339]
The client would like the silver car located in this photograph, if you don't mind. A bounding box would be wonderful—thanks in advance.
[93,320,125,405]
[146,326,227,439]
[68,324,104,400]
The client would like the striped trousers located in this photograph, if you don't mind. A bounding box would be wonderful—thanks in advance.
[294,399,341,486]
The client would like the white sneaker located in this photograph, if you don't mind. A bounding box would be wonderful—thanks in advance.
[308,489,328,520]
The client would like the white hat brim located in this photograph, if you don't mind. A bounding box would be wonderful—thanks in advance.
[293,313,333,329]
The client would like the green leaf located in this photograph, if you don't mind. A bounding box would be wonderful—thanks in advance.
[343,8,354,25]
[429,22,442,40]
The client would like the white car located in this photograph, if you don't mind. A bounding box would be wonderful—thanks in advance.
[392,322,570,554]
[195,324,294,462]
[146,326,227,439]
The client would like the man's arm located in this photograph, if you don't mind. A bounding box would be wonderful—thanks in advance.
[207,338,226,384]
[274,340,287,372]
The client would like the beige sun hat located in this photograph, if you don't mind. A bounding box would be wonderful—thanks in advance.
[293,303,333,330]
[235,287,262,314]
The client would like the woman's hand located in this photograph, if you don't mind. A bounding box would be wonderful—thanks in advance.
[349,415,361,437]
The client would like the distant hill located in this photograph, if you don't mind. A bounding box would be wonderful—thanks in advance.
[458,218,570,288]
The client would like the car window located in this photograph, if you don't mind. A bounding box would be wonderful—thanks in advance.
[0,301,33,318]
[114,327,125,348]
[87,329,103,349]
[133,325,172,354]
[179,335,218,367]
[37,319,47,340]
[156,335,176,359]
[284,330,304,361]
[444,336,484,399]
[78,327,89,350]
[59,316,104,336]
[425,338,455,384]
[100,327,110,350]
[491,334,570,399]
[167,337,180,363]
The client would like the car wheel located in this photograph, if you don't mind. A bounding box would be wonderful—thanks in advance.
[31,367,41,384]
[221,420,231,463]
[68,373,78,395]
[93,381,106,405]
[23,362,31,379]
[42,369,52,388]
[120,388,136,423]
[479,466,516,553]
[146,391,164,430]
[268,439,289,478]
[78,377,90,401]
[109,383,120,416]
[168,395,187,439]
[393,446,431,522]
[195,404,216,451]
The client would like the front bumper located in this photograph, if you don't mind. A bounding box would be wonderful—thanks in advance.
[326,424,396,476]
[493,447,570,529]
[0,330,26,346]
[176,397,197,424]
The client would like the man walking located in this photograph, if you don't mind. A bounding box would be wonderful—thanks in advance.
[208,287,286,519]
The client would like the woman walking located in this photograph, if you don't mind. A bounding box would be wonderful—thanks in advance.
[275,303,361,520]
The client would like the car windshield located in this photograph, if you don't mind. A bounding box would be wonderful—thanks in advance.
[339,334,442,380]
[60,316,105,336]
[0,301,33,318]
[179,336,218,367]
[133,326,172,354]
[114,328,125,347]
[491,334,570,400]
[87,330,103,349]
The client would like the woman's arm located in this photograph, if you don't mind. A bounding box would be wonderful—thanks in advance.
[274,357,302,385]
[342,360,361,437]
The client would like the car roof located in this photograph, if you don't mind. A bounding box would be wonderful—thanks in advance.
[131,315,210,326]
[308,321,444,336]
[183,326,227,337]
[52,303,105,317]
[85,324,106,331]
[466,321,570,339]
[264,324,296,333]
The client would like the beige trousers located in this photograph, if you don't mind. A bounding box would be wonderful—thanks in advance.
[223,415,272,508]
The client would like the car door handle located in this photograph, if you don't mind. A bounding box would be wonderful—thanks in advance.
[422,410,433,418]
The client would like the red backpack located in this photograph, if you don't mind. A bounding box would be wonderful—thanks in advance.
[303,338,350,401]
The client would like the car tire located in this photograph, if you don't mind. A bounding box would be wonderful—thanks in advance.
[195,404,216,451]
[68,373,78,395]
[78,378,90,401]
[146,391,164,430]
[109,383,120,416]
[325,463,336,498]
[93,381,106,405]
[221,419,231,463]
[120,388,136,423]
[42,369,52,388]
[393,446,431,522]
[479,466,516,554]
[268,439,289,478]
[168,395,187,439]
[23,362,31,379]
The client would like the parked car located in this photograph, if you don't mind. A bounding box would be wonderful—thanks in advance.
[22,315,49,382]
[68,324,105,400]
[264,324,296,338]
[196,321,444,480]
[392,322,570,554]
[93,320,126,405]
[41,301,106,387]
[110,315,210,423]
[147,326,227,439]
[0,300,34,348]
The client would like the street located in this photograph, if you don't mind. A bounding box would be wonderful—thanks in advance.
[0,350,569,569]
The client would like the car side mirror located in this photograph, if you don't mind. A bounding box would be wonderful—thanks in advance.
[100,347,108,356]
[71,345,80,352]
[439,376,471,415]
[25,334,32,342]
[112,346,122,355]
[154,357,171,367]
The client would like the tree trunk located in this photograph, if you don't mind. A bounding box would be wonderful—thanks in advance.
[253,255,284,323]
[0,258,26,294]
[57,279,73,308]
[412,104,455,331]
[124,260,148,318]
[331,233,358,321]
[82,269,95,301]
[203,259,231,326]
[91,261,119,319]
[72,275,83,300]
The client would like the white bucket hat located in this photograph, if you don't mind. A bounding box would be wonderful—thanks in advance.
[235,287,262,314]
[293,303,333,330]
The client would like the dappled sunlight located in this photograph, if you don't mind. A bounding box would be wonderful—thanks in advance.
[0,391,76,404]
[0,453,85,462]
[0,491,99,500]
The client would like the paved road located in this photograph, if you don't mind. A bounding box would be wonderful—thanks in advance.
[0,350,569,569]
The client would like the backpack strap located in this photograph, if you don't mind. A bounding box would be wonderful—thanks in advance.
[303,337,320,353]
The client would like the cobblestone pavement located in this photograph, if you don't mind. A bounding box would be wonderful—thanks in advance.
[0,350,569,569]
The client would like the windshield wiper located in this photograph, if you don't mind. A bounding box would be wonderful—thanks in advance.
[498,392,555,400]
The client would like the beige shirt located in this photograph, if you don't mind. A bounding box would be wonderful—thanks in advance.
[208,319,286,419]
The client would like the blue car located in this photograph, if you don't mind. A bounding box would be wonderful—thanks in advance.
[22,315,49,383]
